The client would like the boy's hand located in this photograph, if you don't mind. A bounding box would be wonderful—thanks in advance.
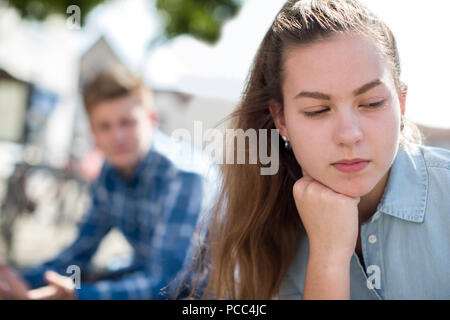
[0,259,30,299]
[0,258,76,300]
[27,271,76,300]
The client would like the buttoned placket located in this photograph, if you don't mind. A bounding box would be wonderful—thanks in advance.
[357,210,384,299]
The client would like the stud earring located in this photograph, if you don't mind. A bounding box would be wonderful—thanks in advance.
[282,136,291,149]
[400,115,405,131]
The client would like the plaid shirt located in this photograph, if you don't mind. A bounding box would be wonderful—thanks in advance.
[23,130,217,299]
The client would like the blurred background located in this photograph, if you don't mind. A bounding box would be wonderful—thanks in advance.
[0,0,449,275]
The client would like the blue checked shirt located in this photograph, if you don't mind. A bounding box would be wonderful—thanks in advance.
[23,130,218,300]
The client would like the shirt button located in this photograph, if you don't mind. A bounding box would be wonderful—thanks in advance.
[368,235,377,244]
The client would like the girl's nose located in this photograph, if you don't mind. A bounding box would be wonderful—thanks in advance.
[333,110,363,146]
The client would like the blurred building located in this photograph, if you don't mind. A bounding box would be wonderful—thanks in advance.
[0,6,79,169]
[0,67,58,175]
[0,68,31,144]
[417,125,450,150]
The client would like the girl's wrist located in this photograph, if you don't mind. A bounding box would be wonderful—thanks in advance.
[308,246,353,268]
[304,250,352,300]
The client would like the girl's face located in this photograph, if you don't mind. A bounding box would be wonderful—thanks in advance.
[274,33,404,197]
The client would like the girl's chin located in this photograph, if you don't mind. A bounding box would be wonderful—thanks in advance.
[328,182,372,199]
[340,191,367,198]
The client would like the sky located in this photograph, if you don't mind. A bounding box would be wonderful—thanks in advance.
[74,0,450,129]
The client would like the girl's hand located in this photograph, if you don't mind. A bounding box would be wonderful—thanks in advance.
[293,168,360,263]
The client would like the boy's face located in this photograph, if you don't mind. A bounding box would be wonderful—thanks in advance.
[89,94,154,175]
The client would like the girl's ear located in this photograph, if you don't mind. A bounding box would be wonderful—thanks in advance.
[401,91,407,116]
[269,99,288,138]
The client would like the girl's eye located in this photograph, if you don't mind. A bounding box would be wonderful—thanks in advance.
[304,108,329,117]
[360,100,385,108]
[303,100,385,118]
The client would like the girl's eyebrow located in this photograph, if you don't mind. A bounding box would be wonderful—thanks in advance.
[294,79,383,100]
[353,79,382,96]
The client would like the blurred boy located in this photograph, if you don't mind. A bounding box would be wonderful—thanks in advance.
[0,65,209,299]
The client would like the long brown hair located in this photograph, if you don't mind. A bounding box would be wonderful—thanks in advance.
[192,0,422,300]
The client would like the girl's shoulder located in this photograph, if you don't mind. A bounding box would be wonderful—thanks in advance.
[415,143,450,171]
[393,141,450,197]
[404,143,450,195]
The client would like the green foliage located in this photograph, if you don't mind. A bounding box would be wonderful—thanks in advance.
[6,0,243,43]
[6,0,107,25]
[155,0,242,44]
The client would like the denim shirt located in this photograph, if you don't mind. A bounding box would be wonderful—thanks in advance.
[279,141,450,299]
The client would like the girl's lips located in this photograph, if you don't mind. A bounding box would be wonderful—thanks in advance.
[332,160,370,173]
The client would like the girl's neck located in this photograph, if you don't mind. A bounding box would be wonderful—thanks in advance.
[358,168,391,225]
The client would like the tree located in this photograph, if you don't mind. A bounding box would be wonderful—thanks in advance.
[4,0,107,25]
[155,0,242,44]
[4,0,243,44]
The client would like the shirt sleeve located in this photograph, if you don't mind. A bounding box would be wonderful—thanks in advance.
[22,181,113,289]
[76,171,205,300]
[164,166,221,299]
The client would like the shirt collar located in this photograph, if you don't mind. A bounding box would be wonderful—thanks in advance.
[106,144,158,188]
[376,141,428,223]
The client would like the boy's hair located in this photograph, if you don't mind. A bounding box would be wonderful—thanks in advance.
[82,64,154,115]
